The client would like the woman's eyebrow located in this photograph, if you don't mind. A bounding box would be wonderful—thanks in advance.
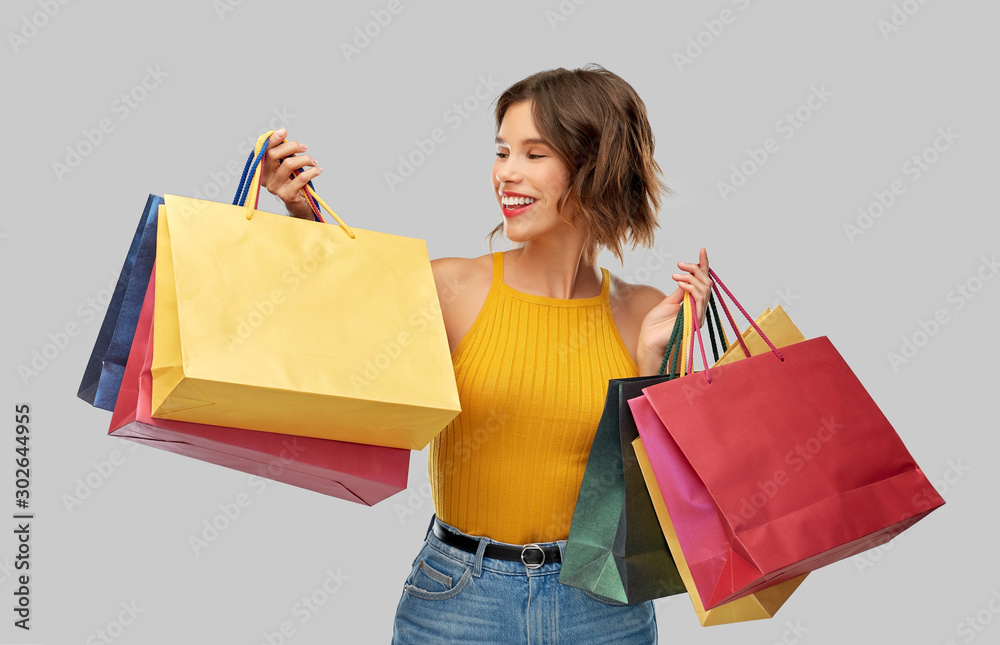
[495,137,548,146]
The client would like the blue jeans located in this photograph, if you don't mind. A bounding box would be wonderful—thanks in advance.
[391,516,657,644]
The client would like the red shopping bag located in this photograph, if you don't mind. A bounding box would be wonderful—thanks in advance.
[110,266,409,505]
[632,270,944,609]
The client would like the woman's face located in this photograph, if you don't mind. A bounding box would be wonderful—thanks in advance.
[492,101,574,244]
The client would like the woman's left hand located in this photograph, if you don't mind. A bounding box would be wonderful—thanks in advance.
[636,247,713,369]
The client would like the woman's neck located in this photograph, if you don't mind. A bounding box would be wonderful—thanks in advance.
[502,242,602,300]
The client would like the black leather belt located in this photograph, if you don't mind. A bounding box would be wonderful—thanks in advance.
[432,520,561,569]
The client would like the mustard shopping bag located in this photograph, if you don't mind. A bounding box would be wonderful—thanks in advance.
[150,132,461,450]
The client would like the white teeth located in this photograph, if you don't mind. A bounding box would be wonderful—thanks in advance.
[502,196,536,206]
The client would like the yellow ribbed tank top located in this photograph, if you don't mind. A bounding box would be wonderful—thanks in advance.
[428,251,639,545]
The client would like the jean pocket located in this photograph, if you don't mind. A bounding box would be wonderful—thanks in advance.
[402,549,473,601]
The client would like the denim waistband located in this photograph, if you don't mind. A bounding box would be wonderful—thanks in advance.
[424,515,568,578]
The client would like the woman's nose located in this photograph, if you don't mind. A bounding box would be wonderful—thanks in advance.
[494,159,521,184]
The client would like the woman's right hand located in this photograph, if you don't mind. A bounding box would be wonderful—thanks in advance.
[260,128,323,220]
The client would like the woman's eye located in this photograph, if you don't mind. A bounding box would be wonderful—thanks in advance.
[528,154,545,159]
[495,152,508,159]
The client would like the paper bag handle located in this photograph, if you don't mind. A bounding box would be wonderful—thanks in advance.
[233,131,356,240]
[657,290,729,378]
[708,269,783,359]
[686,269,785,383]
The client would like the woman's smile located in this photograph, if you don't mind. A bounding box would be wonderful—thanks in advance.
[499,191,538,217]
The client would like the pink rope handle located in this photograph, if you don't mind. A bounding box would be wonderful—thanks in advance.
[708,268,784,361]
[686,294,712,384]
[684,268,785,384]
[711,280,752,360]
[301,178,323,220]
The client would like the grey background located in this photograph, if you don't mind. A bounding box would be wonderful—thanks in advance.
[1,0,997,643]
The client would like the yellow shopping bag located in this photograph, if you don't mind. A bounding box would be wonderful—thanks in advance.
[150,132,461,450]
[712,305,807,367]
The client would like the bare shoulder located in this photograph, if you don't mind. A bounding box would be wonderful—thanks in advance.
[608,273,668,320]
[430,254,493,302]
[431,254,491,282]
[431,254,495,352]
[607,273,669,365]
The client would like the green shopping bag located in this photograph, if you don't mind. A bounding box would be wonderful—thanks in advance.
[559,294,730,604]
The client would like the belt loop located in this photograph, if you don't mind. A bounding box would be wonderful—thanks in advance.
[556,540,567,564]
[472,537,489,578]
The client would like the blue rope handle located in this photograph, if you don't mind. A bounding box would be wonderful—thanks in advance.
[232,138,323,222]
[232,142,269,207]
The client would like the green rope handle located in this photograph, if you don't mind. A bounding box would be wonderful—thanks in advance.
[657,302,686,377]
[668,327,682,378]
[655,285,737,377]
[656,290,731,378]
[706,292,729,362]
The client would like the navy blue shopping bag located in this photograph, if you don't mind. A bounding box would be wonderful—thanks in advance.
[77,194,163,409]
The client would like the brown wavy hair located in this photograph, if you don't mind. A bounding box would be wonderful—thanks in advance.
[488,64,668,265]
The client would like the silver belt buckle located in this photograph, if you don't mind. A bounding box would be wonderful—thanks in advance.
[520,544,545,569]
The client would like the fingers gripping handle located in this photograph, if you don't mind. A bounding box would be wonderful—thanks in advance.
[232,131,357,240]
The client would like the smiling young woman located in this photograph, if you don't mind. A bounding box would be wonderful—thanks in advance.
[261,64,712,644]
